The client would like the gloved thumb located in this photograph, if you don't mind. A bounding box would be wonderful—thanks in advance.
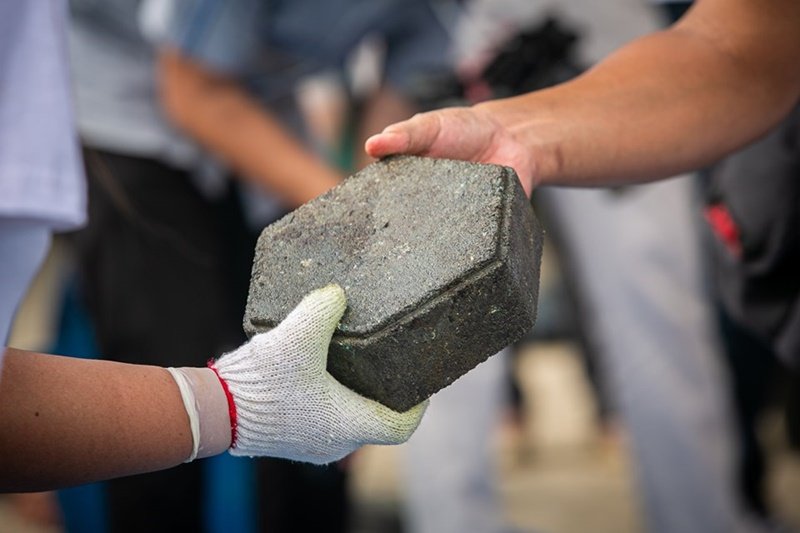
[276,284,347,370]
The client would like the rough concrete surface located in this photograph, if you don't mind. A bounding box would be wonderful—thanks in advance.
[245,155,543,411]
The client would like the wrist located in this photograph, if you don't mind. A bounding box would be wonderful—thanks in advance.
[475,95,565,188]
[166,367,233,461]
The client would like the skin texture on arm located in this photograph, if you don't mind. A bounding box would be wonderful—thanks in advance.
[0,349,212,492]
[158,48,342,208]
[366,0,800,191]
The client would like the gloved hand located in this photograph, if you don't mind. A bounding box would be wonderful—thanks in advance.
[169,285,427,465]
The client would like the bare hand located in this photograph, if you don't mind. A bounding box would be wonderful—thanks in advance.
[365,106,537,195]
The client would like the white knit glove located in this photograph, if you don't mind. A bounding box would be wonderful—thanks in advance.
[209,285,427,464]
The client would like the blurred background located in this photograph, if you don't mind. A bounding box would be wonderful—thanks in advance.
[2,0,799,532]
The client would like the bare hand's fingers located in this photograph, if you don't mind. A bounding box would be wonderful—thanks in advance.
[364,107,536,195]
[365,111,442,158]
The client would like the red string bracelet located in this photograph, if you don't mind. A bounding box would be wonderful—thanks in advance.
[207,360,238,449]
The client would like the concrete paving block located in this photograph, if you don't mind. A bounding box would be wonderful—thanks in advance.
[244,155,543,411]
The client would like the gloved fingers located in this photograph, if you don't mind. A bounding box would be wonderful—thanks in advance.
[332,380,428,445]
[363,398,428,445]
[276,284,346,369]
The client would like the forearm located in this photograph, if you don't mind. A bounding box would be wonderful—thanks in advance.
[480,0,800,186]
[0,349,228,492]
[159,49,341,207]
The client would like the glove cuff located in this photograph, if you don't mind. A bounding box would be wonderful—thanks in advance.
[208,360,239,449]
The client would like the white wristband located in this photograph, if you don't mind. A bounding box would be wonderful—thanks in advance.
[166,366,233,462]
[166,367,201,462]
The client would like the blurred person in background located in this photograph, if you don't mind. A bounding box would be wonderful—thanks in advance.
[369,0,800,531]
[706,102,800,530]
[449,2,751,532]
[535,2,752,532]
[67,0,273,530]
[653,2,800,527]
[0,0,85,349]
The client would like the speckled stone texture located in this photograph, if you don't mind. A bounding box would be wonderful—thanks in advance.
[244,155,543,411]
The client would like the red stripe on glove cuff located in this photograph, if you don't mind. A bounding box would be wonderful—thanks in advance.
[208,360,239,449]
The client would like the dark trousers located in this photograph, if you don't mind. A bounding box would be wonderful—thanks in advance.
[75,149,255,532]
[74,149,349,532]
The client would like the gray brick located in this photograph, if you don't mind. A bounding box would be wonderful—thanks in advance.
[244,155,543,411]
